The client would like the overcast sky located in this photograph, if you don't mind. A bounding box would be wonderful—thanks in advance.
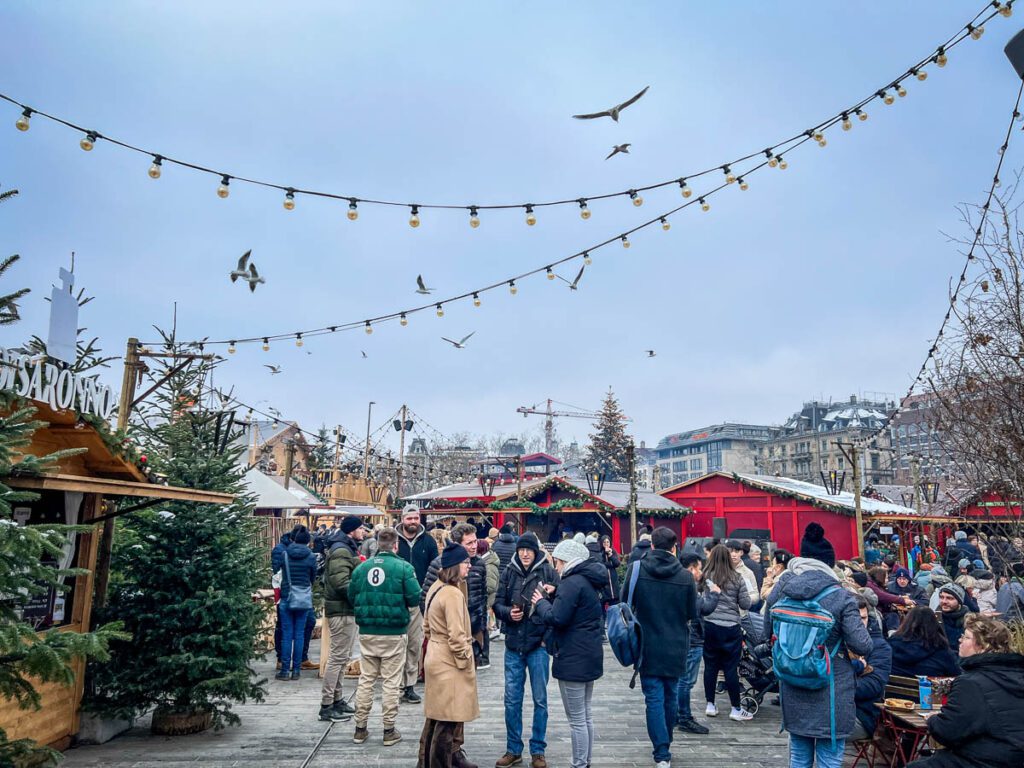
[1,2,1020,455]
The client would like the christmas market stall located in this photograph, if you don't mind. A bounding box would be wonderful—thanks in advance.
[0,400,233,753]
[660,472,916,560]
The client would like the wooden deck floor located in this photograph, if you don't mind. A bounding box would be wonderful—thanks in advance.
[63,639,793,767]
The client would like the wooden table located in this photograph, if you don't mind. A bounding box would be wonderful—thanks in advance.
[874,703,939,766]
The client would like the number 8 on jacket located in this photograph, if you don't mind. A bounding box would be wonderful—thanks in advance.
[367,566,386,586]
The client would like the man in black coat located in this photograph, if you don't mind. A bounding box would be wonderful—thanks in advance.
[624,527,697,767]
[493,533,558,767]
[394,505,438,704]
[492,522,519,581]
[850,595,892,742]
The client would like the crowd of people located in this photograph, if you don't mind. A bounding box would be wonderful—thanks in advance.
[270,509,1024,768]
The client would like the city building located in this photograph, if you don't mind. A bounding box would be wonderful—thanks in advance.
[654,424,774,488]
[888,393,957,483]
[758,396,895,487]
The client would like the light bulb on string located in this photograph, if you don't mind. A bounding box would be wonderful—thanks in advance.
[473,293,481,307]
[228,341,237,354]
[856,109,868,122]
[583,251,592,265]
[630,190,643,206]
[509,280,518,295]
[936,48,948,67]
[262,338,270,352]
[409,205,421,228]
[660,217,670,231]
[283,189,296,210]
[621,235,630,248]
[1000,1,1013,16]
[148,155,163,179]
[436,303,444,317]
[915,68,927,82]
[700,197,710,212]
[525,205,536,226]
[80,131,97,151]
[578,199,591,219]
[778,156,788,170]
[881,90,895,105]
[723,165,735,184]
[218,175,231,198]
[295,334,303,347]
[400,313,408,326]
[897,84,907,98]
[679,179,692,198]
[969,23,984,39]
[365,321,373,335]
[546,267,555,280]
[347,200,359,220]
[15,108,31,132]
[764,149,777,168]
[841,114,852,131]
[469,207,480,228]
[738,178,749,191]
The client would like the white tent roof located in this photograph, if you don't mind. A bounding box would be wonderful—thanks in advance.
[242,468,312,510]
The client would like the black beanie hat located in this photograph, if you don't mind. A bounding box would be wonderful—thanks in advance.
[514,532,543,558]
[293,526,311,545]
[501,522,516,535]
[799,522,836,567]
[441,541,470,569]
[341,516,363,534]
[851,571,868,588]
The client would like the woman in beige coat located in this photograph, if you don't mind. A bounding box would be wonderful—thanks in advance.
[419,542,480,768]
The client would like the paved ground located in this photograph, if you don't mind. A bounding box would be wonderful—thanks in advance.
[64,639,794,768]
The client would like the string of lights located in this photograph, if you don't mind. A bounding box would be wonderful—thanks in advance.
[854,76,1024,449]
[1,0,1008,230]
[117,1,1013,351]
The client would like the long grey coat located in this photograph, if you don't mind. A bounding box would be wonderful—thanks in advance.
[766,570,872,740]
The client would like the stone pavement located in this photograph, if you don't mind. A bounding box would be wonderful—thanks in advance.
[63,639,794,767]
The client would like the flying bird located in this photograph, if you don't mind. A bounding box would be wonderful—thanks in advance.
[556,265,586,291]
[268,406,281,416]
[264,364,282,375]
[441,332,475,349]
[229,250,252,282]
[572,86,650,122]
[645,350,656,358]
[605,143,631,160]
[415,275,433,294]
[244,263,266,293]
[361,350,368,359]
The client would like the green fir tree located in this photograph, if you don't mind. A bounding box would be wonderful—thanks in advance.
[583,388,632,481]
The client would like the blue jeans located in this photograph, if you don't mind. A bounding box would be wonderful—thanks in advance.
[789,735,845,768]
[676,642,703,721]
[279,605,307,673]
[504,647,550,756]
[640,675,678,763]
[302,609,315,662]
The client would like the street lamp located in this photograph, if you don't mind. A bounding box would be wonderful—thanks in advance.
[820,470,846,495]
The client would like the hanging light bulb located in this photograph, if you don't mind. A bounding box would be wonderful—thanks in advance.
[881,90,895,105]
[915,68,927,82]
[583,251,592,265]
[15,108,32,132]
[621,235,631,248]
[347,199,359,220]
[436,303,445,317]
[473,292,481,307]
[738,178,749,191]
[723,165,735,184]
[1000,2,1013,16]
[217,175,231,198]
[630,190,643,206]
[364,321,373,335]
[897,84,907,98]
[679,179,692,198]
[700,197,710,212]
[409,205,421,228]
[509,280,518,295]
[936,48,948,67]
[525,205,536,226]
[969,23,984,40]
[469,206,480,228]
[546,267,555,280]
[80,131,97,151]
[400,313,408,326]
[857,109,868,122]
[578,199,591,219]
[148,155,163,179]
[283,189,296,210]
[841,114,852,131]
[262,338,270,352]
[660,217,670,231]
[778,156,788,170]
[228,341,237,354]
[295,334,303,347]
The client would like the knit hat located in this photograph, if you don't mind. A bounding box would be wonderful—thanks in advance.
[851,571,869,588]
[341,515,363,534]
[476,538,490,555]
[440,541,470,569]
[954,530,968,541]
[972,559,985,571]
[573,532,586,545]
[500,522,516,535]
[585,534,599,544]
[488,527,500,539]
[515,532,543,557]
[893,567,911,580]
[293,527,311,545]
[552,538,589,564]
[938,582,965,606]
[799,522,836,567]
[639,533,652,543]
[958,558,972,571]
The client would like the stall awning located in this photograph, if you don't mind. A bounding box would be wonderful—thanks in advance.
[7,473,235,505]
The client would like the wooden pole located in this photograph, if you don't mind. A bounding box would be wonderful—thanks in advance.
[283,438,295,489]
[851,445,865,559]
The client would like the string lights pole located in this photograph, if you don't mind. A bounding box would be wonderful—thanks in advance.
[363,400,375,480]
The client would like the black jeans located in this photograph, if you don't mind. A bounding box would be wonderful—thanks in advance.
[702,622,743,708]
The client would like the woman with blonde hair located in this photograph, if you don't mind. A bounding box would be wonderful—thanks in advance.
[429,526,450,553]
[419,542,480,768]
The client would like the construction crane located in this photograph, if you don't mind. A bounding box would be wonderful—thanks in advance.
[516,398,613,454]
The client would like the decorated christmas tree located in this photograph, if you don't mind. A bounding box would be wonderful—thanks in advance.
[87,337,267,732]
[583,388,632,481]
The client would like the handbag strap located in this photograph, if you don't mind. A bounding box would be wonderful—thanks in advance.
[624,560,642,608]
[283,551,293,590]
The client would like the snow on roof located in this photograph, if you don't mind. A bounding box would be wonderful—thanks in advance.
[735,473,916,516]
[242,468,311,509]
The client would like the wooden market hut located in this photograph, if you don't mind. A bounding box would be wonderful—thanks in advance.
[0,401,233,752]
[660,472,916,560]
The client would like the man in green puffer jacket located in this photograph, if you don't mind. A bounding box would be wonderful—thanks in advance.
[348,528,421,747]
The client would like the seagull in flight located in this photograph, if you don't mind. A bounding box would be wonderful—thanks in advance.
[264,364,282,375]
[268,406,281,417]
[572,86,649,122]
[556,265,586,291]
[645,350,656,358]
[244,263,266,293]
[442,332,475,349]
[415,275,433,295]
[605,143,631,160]
[361,350,368,358]
[229,250,252,283]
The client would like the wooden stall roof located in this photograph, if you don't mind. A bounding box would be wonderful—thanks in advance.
[7,473,234,504]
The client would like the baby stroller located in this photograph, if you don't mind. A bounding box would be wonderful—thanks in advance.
[737,612,777,715]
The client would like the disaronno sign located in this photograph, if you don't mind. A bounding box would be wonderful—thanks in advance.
[0,347,116,420]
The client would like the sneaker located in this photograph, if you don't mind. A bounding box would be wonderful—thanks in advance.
[275,671,290,681]
[494,753,522,768]
[705,703,718,717]
[675,717,709,734]
[530,756,546,768]
[490,629,502,640]
[290,671,300,680]
[401,686,422,704]
[352,726,369,744]
[383,727,402,746]
[656,762,671,768]
[729,707,754,722]
[301,660,319,670]
[333,700,355,716]
[318,704,350,722]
